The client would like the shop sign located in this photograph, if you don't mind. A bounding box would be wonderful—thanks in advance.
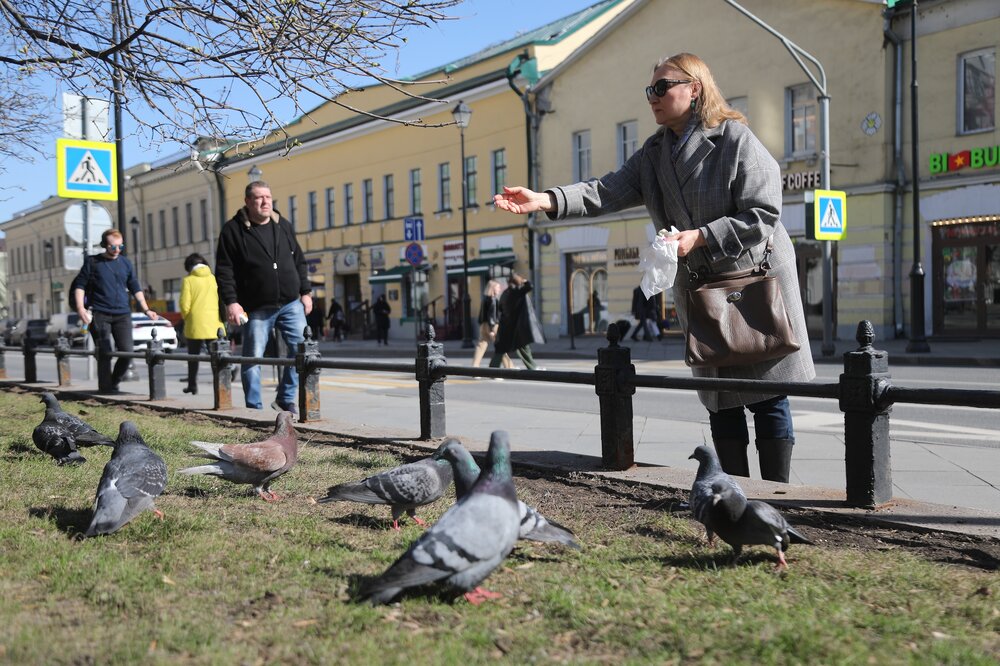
[443,240,465,267]
[929,145,999,174]
[370,245,385,270]
[782,170,821,191]
[613,246,641,267]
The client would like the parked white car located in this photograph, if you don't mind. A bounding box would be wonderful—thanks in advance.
[131,313,178,350]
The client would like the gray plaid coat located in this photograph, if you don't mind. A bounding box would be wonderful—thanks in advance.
[548,120,815,411]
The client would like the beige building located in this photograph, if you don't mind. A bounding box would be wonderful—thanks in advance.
[529,0,998,342]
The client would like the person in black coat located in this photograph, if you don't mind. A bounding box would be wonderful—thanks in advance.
[630,285,660,341]
[373,294,391,345]
[490,273,545,370]
[327,299,346,341]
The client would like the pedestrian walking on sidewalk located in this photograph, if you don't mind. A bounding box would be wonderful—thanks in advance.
[490,273,544,370]
[179,253,225,395]
[493,53,814,482]
[630,285,659,342]
[473,280,513,368]
[373,294,391,345]
[327,299,346,341]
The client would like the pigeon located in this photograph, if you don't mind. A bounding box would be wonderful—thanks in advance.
[84,421,168,537]
[317,442,454,530]
[435,438,580,549]
[688,445,746,545]
[359,430,520,605]
[178,412,298,501]
[31,392,115,465]
[709,480,812,570]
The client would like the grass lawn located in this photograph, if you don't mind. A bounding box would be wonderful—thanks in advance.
[0,389,997,664]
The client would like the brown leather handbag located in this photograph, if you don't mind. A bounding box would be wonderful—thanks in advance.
[684,239,800,368]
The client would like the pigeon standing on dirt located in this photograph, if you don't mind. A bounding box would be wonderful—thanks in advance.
[317,443,454,530]
[709,480,812,570]
[688,445,745,544]
[84,421,168,537]
[359,431,520,605]
[31,392,115,465]
[436,439,580,549]
[178,412,298,501]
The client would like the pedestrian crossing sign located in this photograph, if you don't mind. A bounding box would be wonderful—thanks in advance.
[56,138,118,201]
[806,189,847,241]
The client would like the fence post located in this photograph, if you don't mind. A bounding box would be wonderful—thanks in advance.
[416,323,446,439]
[0,344,6,379]
[594,323,637,470]
[296,326,322,422]
[839,320,893,508]
[210,328,233,411]
[55,335,72,386]
[23,336,38,383]
[145,329,166,400]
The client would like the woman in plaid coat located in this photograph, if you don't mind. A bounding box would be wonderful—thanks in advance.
[493,53,814,483]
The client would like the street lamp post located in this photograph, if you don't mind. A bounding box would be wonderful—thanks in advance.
[43,241,55,316]
[452,101,474,349]
[904,0,930,353]
[129,216,141,287]
[248,164,263,183]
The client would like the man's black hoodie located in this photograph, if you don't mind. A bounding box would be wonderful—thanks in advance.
[216,208,311,311]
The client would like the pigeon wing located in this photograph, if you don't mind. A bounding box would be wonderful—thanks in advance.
[517,501,580,549]
[220,439,287,474]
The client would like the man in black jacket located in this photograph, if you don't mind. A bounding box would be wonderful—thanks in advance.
[216,181,312,413]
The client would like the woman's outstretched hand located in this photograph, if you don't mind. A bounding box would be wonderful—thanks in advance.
[493,186,555,214]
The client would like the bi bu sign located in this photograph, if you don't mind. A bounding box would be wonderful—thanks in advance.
[929,145,999,174]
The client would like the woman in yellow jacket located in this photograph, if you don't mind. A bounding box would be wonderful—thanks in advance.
[179,253,225,394]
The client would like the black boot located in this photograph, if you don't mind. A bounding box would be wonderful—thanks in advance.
[756,438,794,483]
[713,439,750,477]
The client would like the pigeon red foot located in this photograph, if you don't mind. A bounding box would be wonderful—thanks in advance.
[464,587,503,605]
[154,509,164,520]
[412,516,429,527]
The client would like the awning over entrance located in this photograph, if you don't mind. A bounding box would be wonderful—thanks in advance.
[445,252,516,276]
[369,265,413,283]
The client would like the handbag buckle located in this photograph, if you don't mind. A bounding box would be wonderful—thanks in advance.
[726,291,743,303]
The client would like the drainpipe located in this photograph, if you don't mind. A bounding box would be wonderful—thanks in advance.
[884,18,906,338]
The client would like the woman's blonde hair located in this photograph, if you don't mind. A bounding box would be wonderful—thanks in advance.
[484,279,501,297]
[655,53,747,128]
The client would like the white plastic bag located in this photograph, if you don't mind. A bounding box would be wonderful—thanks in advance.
[637,227,680,300]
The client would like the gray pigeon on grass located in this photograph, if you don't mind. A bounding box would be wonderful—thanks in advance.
[709,480,812,570]
[178,412,298,501]
[435,438,580,549]
[32,392,115,465]
[84,421,168,537]
[359,431,520,605]
[317,443,454,529]
[688,445,746,544]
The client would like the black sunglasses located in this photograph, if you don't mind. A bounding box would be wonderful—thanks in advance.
[645,78,692,101]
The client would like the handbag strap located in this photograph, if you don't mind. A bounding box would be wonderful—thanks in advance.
[686,237,774,286]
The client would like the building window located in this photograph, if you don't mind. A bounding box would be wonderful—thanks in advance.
[307,191,317,231]
[616,121,638,167]
[438,162,451,211]
[464,155,478,208]
[491,149,507,196]
[185,202,194,244]
[727,96,749,122]
[383,174,394,219]
[362,178,374,222]
[344,183,354,225]
[199,199,208,241]
[786,83,817,157]
[959,48,995,134]
[287,195,297,229]
[325,187,335,228]
[159,210,167,250]
[572,130,592,181]
[171,206,179,246]
[410,168,422,215]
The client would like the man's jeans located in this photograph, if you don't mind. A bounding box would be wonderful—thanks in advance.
[242,300,306,409]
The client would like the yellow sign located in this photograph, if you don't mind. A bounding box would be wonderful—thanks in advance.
[56,138,118,201]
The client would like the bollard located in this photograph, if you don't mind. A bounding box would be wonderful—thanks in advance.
[296,325,322,422]
[416,323,447,439]
[210,328,233,410]
[594,323,636,470]
[839,320,893,508]
[55,335,72,386]
[145,329,166,400]
[24,335,38,383]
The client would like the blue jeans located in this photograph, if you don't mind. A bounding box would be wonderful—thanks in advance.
[242,300,306,409]
[708,395,794,444]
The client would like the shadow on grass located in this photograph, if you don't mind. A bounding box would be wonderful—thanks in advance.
[28,504,91,538]
[328,513,394,531]
[655,549,780,570]
[344,572,466,606]
[8,441,35,455]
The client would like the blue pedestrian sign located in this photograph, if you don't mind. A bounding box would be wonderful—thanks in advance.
[405,242,424,267]
[404,216,425,241]
[806,189,847,241]
[56,138,118,201]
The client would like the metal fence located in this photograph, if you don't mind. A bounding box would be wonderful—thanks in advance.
[3,319,999,510]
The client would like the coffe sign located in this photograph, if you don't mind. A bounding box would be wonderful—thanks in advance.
[782,170,821,191]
